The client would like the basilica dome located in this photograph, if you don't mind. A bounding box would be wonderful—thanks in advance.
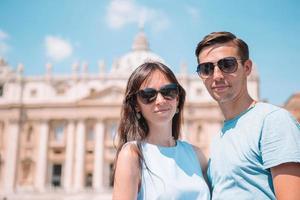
[110,30,165,75]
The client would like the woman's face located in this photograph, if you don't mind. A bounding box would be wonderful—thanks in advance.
[136,70,179,127]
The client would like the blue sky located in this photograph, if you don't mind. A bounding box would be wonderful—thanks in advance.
[0,0,299,106]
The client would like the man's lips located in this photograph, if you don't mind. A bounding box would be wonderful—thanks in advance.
[212,85,229,92]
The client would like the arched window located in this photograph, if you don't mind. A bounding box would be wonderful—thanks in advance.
[107,122,117,141]
[21,158,33,184]
[0,84,3,97]
[196,125,203,143]
[0,122,4,181]
[85,173,93,187]
[54,124,64,142]
[0,153,3,180]
[0,121,4,148]
[26,126,33,143]
[51,164,62,187]
[87,126,95,141]
[22,160,31,180]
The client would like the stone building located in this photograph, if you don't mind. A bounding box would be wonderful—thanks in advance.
[0,30,259,199]
[284,92,300,122]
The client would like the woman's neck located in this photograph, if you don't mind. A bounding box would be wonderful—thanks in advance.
[146,123,176,147]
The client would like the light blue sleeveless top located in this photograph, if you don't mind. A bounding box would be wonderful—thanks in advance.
[137,140,210,200]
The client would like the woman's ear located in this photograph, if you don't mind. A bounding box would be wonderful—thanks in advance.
[135,105,141,113]
[176,94,180,106]
[135,105,142,119]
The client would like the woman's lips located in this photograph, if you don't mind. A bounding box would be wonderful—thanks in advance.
[154,108,170,113]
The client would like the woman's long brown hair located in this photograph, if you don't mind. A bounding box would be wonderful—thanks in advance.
[112,61,186,182]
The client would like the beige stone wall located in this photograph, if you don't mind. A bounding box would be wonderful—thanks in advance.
[0,31,260,198]
[0,72,259,197]
[284,92,300,122]
[0,94,224,194]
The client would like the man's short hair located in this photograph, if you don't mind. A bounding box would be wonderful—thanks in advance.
[195,31,249,63]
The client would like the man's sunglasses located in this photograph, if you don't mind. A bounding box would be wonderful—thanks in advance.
[136,83,179,104]
[196,57,244,78]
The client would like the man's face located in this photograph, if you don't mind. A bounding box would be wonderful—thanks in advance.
[197,42,252,104]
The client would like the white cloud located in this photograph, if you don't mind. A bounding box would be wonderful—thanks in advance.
[186,5,200,21]
[106,0,137,29]
[0,29,10,56]
[150,11,170,33]
[106,0,170,32]
[45,36,73,62]
[0,30,9,40]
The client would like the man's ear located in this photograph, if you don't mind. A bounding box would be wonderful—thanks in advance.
[244,59,252,76]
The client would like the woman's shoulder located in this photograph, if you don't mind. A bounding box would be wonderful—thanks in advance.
[178,140,208,171]
[177,140,200,151]
[118,141,140,163]
[177,140,193,147]
[113,141,141,199]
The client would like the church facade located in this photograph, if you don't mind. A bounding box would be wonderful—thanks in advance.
[0,31,260,199]
[284,92,300,122]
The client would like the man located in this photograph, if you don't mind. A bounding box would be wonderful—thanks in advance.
[195,31,300,199]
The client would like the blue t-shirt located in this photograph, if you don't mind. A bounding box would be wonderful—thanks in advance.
[137,140,210,200]
[208,102,300,200]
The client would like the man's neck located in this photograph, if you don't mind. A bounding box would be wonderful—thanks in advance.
[219,95,256,121]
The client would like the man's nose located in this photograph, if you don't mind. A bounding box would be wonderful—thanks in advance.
[212,66,224,81]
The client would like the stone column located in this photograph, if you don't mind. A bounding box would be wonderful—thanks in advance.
[34,120,49,192]
[74,120,86,191]
[3,121,20,193]
[93,120,105,191]
[64,121,75,191]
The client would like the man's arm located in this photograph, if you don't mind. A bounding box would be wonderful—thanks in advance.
[271,162,300,200]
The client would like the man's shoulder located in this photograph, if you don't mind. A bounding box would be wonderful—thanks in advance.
[254,102,299,132]
[256,102,291,118]
[252,102,287,118]
[255,102,281,112]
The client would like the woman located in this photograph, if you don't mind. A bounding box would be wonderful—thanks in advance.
[113,62,210,200]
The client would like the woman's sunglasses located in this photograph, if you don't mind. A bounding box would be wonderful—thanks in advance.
[136,83,179,104]
[196,57,244,79]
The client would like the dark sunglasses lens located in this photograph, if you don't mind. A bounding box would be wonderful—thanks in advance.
[138,88,157,104]
[160,84,179,99]
[199,63,214,77]
[219,57,237,73]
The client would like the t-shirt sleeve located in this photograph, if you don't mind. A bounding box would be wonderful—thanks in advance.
[261,108,300,169]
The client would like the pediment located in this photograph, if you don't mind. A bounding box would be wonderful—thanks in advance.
[79,86,125,104]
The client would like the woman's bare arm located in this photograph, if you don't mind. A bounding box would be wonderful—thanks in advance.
[113,143,141,200]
